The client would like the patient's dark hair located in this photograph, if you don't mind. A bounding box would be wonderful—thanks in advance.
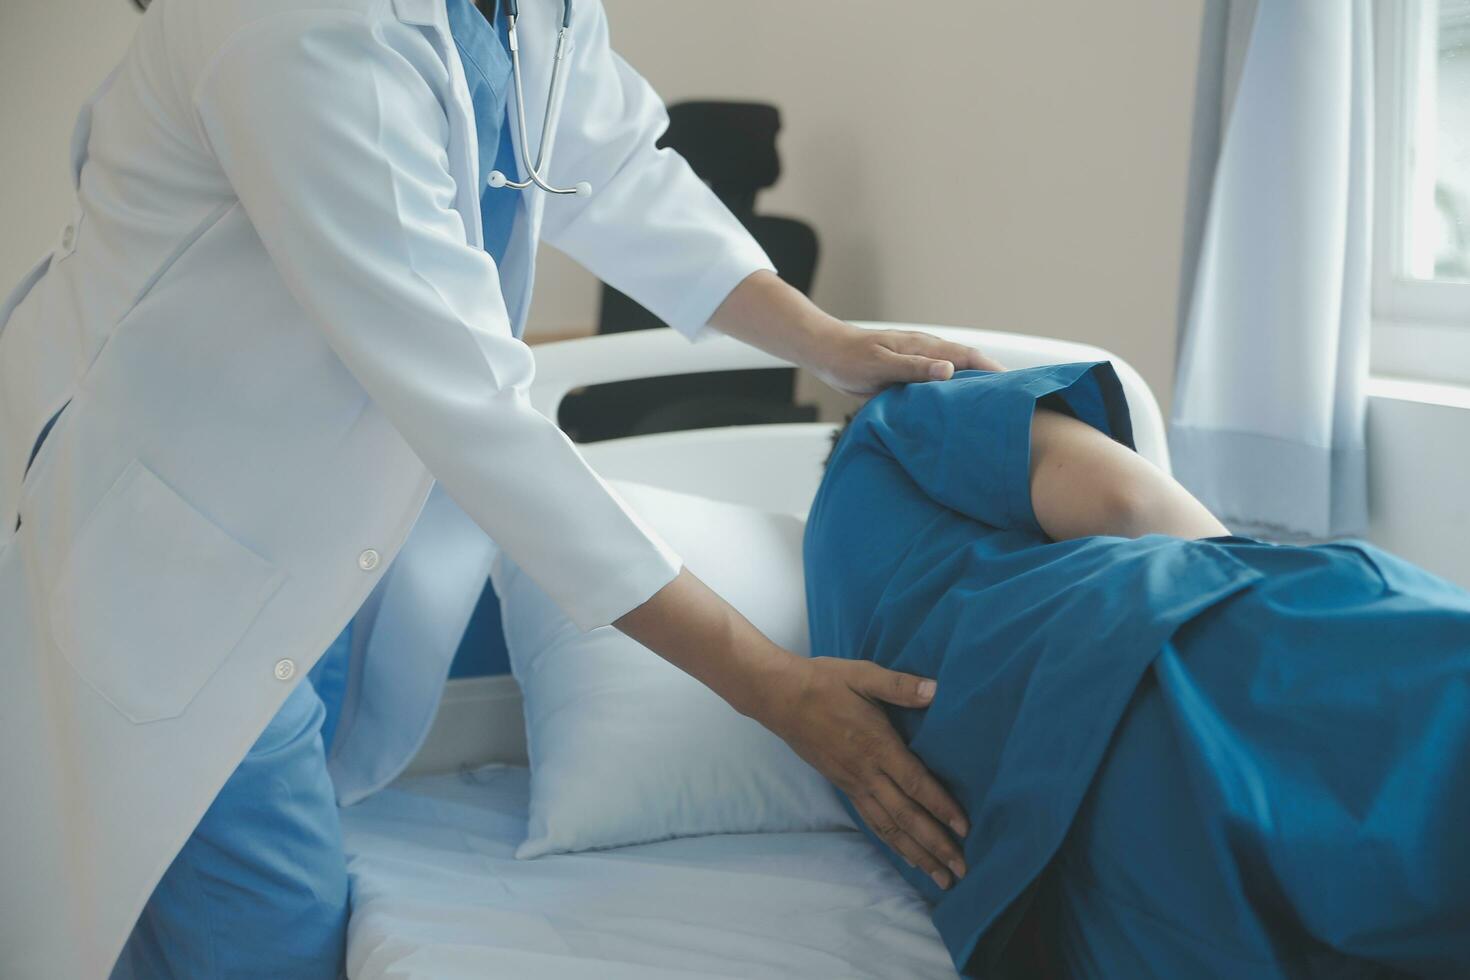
[825,413,857,468]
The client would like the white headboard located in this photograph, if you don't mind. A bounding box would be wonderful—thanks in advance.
[532,322,1169,515]
[405,323,1170,775]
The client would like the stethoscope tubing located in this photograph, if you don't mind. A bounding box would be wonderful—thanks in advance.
[490,2,591,197]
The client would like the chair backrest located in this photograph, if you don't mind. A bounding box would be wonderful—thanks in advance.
[597,100,817,336]
[582,101,821,443]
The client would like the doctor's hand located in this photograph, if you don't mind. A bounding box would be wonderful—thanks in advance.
[753,656,970,890]
[615,568,969,890]
[709,270,1004,400]
[809,326,1006,399]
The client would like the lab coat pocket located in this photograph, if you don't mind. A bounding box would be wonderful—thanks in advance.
[52,460,285,724]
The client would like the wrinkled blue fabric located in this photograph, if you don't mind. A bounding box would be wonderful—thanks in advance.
[111,680,348,979]
[1035,538,1470,979]
[805,364,1470,978]
[310,622,354,752]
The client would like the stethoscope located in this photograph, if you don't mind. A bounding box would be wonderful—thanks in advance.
[487,0,593,198]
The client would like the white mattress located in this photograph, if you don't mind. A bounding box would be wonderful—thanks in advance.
[341,765,958,979]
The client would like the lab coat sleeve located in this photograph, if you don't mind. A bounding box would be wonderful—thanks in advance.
[536,0,776,340]
[194,12,679,631]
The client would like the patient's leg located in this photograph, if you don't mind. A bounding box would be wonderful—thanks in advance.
[1028,407,1227,542]
[1023,544,1470,978]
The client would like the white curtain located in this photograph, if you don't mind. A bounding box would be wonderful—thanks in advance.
[1171,0,1373,539]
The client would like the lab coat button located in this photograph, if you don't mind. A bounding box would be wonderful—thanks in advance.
[273,659,296,681]
[358,548,380,571]
[60,225,74,250]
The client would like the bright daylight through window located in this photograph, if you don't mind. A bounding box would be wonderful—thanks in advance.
[1405,0,1470,281]
[1373,0,1470,384]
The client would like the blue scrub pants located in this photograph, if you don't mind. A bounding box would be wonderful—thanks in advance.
[110,679,349,980]
[1017,541,1470,979]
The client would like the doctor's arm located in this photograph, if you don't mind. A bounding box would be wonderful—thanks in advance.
[196,12,967,888]
[536,0,1000,396]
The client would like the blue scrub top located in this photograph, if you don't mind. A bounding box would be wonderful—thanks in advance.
[447,0,521,267]
[804,364,1264,967]
[312,0,521,746]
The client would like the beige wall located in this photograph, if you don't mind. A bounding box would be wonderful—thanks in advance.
[0,0,140,289]
[4,2,1469,586]
[0,0,1206,408]
[530,0,1207,407]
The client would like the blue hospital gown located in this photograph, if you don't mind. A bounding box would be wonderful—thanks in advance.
[804,363,1470,978]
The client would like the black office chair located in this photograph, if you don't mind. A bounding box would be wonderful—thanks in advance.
[558,101,820,442]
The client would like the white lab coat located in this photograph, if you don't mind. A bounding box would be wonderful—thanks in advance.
[0,0,772,973]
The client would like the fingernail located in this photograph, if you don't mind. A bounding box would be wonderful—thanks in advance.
[929,361,952,380]
[949,818,968,837]
[931,869,952,890]
[917,680,936,701]
[948,859,966,879]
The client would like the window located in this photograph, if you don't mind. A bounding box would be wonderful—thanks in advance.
[1373,0,1470,384]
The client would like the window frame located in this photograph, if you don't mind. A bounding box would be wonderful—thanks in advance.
[1371,0,1470,385]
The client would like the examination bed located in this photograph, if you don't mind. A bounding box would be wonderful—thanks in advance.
[339,322,1169,980]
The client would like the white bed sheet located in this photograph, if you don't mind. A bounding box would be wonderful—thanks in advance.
[341,765,958,979]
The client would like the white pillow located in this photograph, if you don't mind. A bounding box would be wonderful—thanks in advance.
[495,479,854,858]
